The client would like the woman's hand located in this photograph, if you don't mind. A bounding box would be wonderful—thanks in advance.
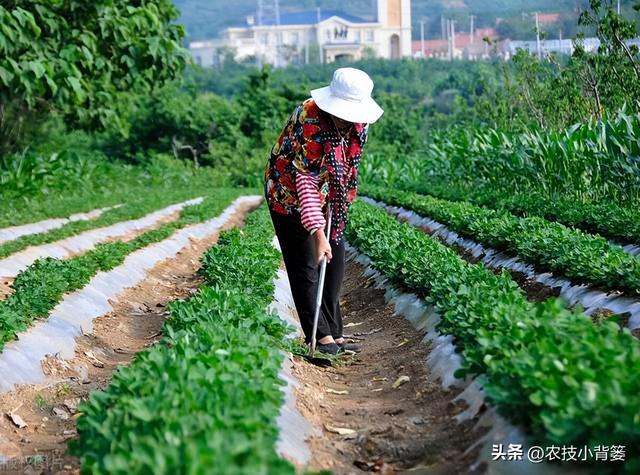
[313,230,333,265]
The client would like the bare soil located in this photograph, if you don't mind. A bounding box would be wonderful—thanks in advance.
[0,278,13,300]
[401,219,563,305]
[292,261,486,474]
[500,270,561,303]
[0,202,254,474]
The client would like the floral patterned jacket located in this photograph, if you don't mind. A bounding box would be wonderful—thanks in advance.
[264,98,369,242]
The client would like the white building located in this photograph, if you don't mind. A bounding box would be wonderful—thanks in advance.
[505,37,640,58]
[189,0,412,67]
[505,38,598,57]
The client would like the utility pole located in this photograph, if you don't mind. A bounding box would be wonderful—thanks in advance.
[447,19,451,59]
[420,20,426,58]
[617,0,621,15]
[274,0,281,67]
[441,15,446,40]
[257,0,284,66]
[535,12,542,59]
[469,15,476,44]
[559,28,563,55]
[256,0,263,67]
[448,19,456,60]
[317,7,323,64]
[451,20,456,59]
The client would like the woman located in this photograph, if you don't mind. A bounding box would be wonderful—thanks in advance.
[265,67,384,355]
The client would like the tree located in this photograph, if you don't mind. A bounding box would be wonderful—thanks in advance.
[0,1,188,154]
[576,0,640,115]
[104,85,250,168]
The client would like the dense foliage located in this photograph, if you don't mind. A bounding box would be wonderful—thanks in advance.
[363,111,640,205]
[102,85,254,170]
[0,1,187,154]
[461,2,640,131]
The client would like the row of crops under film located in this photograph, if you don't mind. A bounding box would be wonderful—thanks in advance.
[0,120,639,473]
[0,186,306,473]
[356,111,640,473]
[1,185,638,473]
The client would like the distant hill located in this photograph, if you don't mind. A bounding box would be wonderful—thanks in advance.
[173,0,593,42]
[173,1,371,42]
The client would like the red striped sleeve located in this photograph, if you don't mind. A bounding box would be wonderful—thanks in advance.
[296,173,326,234]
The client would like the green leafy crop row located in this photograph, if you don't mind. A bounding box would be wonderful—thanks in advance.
[0,184,225,260]
[363,186,640,295]
[406,180,640,246]
[347,200,640,472]
[0,189,241,352]
[72,208,296,475]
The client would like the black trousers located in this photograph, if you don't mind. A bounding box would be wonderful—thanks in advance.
[269,210,345,343]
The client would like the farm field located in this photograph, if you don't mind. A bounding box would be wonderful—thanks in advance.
[2,0,640,474]
[361,187,640,295]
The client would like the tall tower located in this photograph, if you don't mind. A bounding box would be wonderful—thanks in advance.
[256,0,282,66]
[376,0,412,59]
[257,0,280,26]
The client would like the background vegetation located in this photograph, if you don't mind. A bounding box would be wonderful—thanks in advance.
[1,0,639,220]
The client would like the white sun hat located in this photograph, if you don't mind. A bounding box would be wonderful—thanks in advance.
[311,67,384,124]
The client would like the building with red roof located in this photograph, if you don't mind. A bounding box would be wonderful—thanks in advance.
[412,28,498,60]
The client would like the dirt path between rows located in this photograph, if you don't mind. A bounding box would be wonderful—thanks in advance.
[0,202,255,474]
[292,260,487,474]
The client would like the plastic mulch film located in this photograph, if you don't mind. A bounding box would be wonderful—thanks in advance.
[362,197,640,332]
[270,236,319,467]
[0,205,123,246]
[0,198,203,278]
[0,196,261,394]
[345,243,586,475]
